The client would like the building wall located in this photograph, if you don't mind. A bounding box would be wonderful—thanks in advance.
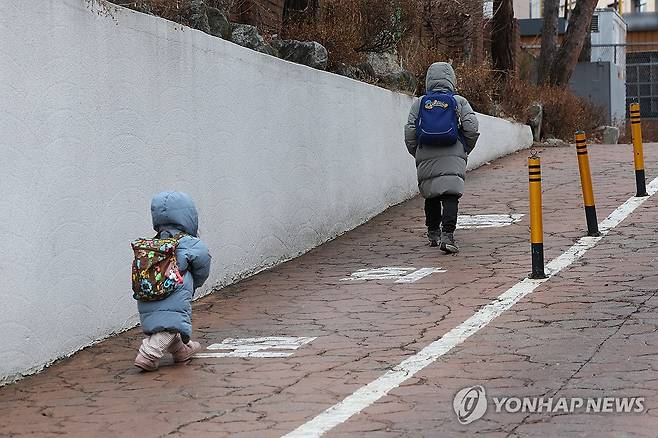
[599,0,657,14]
[515,0,657,18]
[0,0,533,384]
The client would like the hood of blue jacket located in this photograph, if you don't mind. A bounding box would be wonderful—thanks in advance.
[426,62,456,93]
[151,191,199,237]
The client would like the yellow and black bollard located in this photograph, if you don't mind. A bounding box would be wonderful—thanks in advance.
[630,102,648,197]
[575,131,601,237]
[528,153,546,279]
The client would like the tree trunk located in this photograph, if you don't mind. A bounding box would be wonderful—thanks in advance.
[538,0,560,84]
[549,0,598,86]
[578,26,592,62]
[465,0,484,63]
[491,0,516,77]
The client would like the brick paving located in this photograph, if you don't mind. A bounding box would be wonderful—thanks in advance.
[1,143,657,437]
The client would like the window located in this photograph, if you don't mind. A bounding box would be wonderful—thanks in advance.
[633,0,647,12]
[590,14,599,33]
[529,0,541,18]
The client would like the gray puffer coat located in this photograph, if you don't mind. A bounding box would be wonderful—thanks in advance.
[404,62,480,198]
[137,192,212,343]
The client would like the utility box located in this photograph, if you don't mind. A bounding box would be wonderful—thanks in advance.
[570,62,616,124]
[569,8,627,126]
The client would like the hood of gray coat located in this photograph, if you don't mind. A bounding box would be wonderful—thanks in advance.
[426,62,456,93]
[151,191,199,237]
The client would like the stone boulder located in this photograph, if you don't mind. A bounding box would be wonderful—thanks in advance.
[528,103,543,142]
[379,70,418,93]
[544,137,569,147]
[183,0,210,33]
[275,40,328,70]
[365,52,400,77]
[206,7,230,39]
[332,63,371,81]
[602,126,620,144]
[230,24,277,56]
[363,52,417,93]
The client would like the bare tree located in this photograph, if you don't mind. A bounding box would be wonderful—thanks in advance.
[491,0,516,76]
[549,0,598,85]
[538,0,560,83]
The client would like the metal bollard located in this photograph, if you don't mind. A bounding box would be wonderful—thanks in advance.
[575,132,601,237]
[629,102,648,197]
[528,153,546,279]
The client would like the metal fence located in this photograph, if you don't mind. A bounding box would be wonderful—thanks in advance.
[521,42,658,118]
[626,45,658,118]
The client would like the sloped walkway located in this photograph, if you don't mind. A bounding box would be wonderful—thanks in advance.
[1,143,657,437]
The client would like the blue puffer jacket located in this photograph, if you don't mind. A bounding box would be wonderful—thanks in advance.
[137,192,212,343]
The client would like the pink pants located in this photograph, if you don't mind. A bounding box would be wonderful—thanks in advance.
[139,332,185,360]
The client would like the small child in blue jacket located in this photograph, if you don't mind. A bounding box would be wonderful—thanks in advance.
[134,191,212,371]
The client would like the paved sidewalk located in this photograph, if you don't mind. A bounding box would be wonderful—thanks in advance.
[1,143,657,437]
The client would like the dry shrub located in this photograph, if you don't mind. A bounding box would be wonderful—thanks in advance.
[284,0,425,68]
[453,62,497,114]
[398,39,448,94]
[619,119,658,143]
[503,79,605,141]
[106,0,245,25]
[283,1,364,66]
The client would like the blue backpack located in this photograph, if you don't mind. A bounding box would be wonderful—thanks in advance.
[416,92,462,147]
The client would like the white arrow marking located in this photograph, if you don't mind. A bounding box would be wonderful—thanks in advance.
[195,336,317,358]
[456,214,524,229]
[340,267,444,283]
[395,267,446,283]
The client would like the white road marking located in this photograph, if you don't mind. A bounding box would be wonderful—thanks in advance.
[195,336,316,358]
[457,214,524,229]
[340,267,445,283]
[283,178,658,438]
[395,267,446,283]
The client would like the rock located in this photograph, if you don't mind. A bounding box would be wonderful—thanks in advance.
[602,125,620,144]
[356,62,376,79]
[528,103,543,142]
[230,24,277,56]
[332,63,365,80]
[488,102,503,118]
[206,7,230,39]
[276,40,328,70]
[362,52,417,93]
[380,69,418,93]
[184,0,210,33]
[544,137,569,147]
[365,52,401,77]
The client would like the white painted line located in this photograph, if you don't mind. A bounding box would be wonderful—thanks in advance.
[457,214,524,229]
[195,336,316,359]
[395,267,446,283]
[340,267,416,281]
[283,178,658,438]
[196,351,294,358]
[340,267,444,283]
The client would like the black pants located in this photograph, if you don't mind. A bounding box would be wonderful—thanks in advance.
[425,195,459,233]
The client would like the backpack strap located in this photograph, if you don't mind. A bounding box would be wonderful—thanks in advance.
[156,229,187,240]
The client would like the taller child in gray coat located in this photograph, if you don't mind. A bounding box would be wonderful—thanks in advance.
[404,62,480,253]
[134,191,212,371]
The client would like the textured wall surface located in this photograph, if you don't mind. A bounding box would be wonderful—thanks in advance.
[0,0,531,383]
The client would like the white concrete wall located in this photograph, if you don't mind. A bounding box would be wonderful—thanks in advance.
[0,0,532,383]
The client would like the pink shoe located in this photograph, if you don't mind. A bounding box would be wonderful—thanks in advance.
[169,340,202,363]
[134,353,159,371]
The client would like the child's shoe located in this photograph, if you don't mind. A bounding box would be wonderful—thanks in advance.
[169,339,202,363]
[427,229,441,247]
[134,353,159,371]
[440,232,459,254]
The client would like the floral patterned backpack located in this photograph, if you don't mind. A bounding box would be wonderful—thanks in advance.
[131,233,185,302]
